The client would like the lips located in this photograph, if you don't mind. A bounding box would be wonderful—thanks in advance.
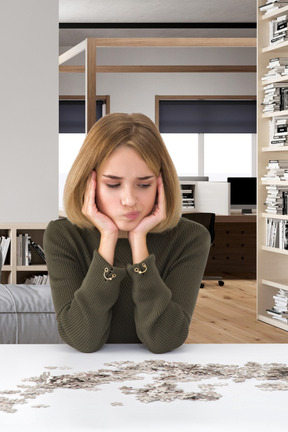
[124,211,140,221]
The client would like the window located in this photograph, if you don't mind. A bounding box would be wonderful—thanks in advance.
[161,133,198,176]
[204,133,254,181]
[159,98,256,181]
[58,98,107,211]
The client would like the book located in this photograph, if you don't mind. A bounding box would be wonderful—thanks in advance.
[270,16,288,45]
[267,288,288,323]
[17,234,23,265]
[29,240,46,263]
[281,87,288,110]
[262,83,288,112]
[25,274,49,285]
[268,159,288,168]
[264,185,288,214]
[283,190,288,214]
[0,236,11,266]
[17,234,45,265]
[266,218,288,247]
[259,1,281,13]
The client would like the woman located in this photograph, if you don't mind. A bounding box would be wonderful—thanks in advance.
[44,113,210,354]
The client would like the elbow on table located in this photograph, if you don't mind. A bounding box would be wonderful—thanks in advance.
[144,338,186,355]
[142,329,189,355]
[63,337,106,353]
[58,327,107,354]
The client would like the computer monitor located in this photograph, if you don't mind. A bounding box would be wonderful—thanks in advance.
[227,177,257,213]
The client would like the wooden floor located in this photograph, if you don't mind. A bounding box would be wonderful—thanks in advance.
[186,279,288,344]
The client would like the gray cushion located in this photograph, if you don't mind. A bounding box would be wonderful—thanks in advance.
[0,284,63,344]
[0,245,2,280]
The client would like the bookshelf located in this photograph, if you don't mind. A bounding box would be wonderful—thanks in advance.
[180,180,230,215]
[257,2,288,331]
[0,223,47,284]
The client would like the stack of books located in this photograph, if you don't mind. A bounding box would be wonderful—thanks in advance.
[262,159,288,181]
[24,274,49,285]
[180,184,195,209]
[259,1,286,15]
[262,57,288,81]
[262,83,288,113]
[270,15,288,44]
[266,218,288,248]
[267,289,288,323]
[0,236,11,266]
[270,117,288,147]
[264,184,288,214]
[17,234,46,266]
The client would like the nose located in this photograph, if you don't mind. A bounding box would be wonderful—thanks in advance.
[121,186,137,207]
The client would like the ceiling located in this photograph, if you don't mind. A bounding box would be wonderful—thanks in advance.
[59,0,257,46]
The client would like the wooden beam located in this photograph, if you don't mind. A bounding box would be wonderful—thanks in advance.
[89,37,257,47]
[59,95,108,100]
[59,65,256,73]
[59,40,86,65]
[85,39,97,133]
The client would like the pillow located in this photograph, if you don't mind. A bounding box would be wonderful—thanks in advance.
[0,244,2,281]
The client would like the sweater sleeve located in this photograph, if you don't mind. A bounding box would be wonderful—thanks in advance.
[44,220,126,353]
[127,222,211,354]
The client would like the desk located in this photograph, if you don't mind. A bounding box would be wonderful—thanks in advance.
[206,214,256,278]
[0,343,287,431]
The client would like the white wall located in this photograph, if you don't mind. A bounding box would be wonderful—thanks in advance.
[59,46,256,120]
[0,0,59,223]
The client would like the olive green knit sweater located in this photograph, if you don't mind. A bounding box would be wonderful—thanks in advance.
[43,217,210,354]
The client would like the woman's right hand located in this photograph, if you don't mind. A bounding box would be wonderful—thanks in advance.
[82,171,118,237]
[82,171,118,265]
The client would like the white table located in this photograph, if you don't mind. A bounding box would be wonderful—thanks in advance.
[0,343,287,432]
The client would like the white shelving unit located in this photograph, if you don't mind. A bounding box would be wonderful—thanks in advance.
[257,2,288,331]
[0,223,47,284]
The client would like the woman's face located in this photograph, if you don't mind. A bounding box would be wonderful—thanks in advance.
[96,146,158,231]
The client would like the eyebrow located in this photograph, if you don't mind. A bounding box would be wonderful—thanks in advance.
[102,175,155,180]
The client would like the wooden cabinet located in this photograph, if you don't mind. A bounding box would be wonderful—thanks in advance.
[205,215,256,279]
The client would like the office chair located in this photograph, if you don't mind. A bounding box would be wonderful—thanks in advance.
[182,212,224,288]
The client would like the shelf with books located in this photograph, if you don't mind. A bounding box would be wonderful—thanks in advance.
[263,75,288,85]
[258,278,288,329]
[262,109,288,118]
[262,146,288,151]
[261,5,288,51]
[258,313,288,330]
[262,211,288,218]
[16,265,47,272]
[261,5,288,21]
[262,245,288,254]
[261,179,288,184]
[263,40,288,53]
[0,223,48,284]
[262,278,288,290]
[258,0,288,333]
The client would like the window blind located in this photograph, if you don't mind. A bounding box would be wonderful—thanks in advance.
[59,100,104,133]
[159,100,256,133]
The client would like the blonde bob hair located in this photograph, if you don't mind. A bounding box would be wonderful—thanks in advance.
[64,112,182,233]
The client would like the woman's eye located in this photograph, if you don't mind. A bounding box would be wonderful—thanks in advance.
[138,183,152,188]
[106,183,120,188]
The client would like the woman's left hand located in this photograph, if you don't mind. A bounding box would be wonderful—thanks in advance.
[132,174,166,236]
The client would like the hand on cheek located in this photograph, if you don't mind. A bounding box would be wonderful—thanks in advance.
[128,174,166,264]
[130,174,166,236]
[81,171,118,237]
